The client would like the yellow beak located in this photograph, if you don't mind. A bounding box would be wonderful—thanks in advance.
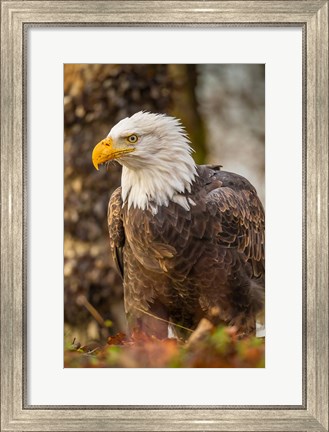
[92,137,134,170]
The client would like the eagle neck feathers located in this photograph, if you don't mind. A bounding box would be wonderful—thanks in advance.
[121,138,198,214]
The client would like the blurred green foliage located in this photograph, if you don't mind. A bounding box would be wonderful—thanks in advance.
[64,324,265,368]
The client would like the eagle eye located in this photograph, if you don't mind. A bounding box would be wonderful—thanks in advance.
[127,134,138,144]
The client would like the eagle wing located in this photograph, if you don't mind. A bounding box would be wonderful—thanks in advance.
[108,187,125,278]
[206,169,265,278]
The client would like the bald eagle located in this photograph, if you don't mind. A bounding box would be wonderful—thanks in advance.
[92,112,265,339]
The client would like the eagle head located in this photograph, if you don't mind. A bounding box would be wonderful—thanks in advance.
[92,111,197,212]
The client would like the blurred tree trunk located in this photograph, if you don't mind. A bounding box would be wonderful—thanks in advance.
[168,64,207,164]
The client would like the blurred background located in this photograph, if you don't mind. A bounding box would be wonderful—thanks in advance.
[64,64,265,344]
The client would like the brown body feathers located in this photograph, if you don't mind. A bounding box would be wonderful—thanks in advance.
[108,165,265,339]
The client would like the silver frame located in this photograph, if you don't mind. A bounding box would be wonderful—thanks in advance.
[1,1,328,431]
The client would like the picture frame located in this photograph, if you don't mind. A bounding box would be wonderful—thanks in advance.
[1,1,328,431]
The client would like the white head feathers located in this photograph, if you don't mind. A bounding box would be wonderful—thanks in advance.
[107,112,198,213]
